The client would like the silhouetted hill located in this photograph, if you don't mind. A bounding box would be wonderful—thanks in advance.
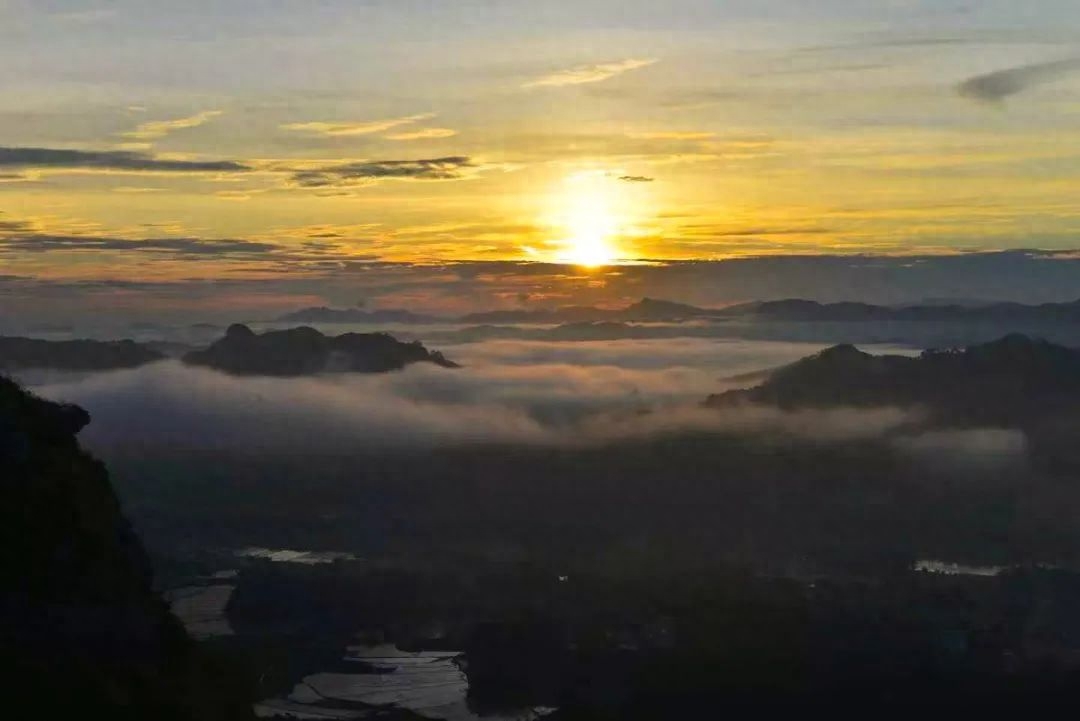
[0,375,252,719]
[458,305,608,324]
[0,336,164,371]
[459,297,715,324]
[281,296,1080,329]
[183,324,458,376]
[277,306,440,324]
[738,298,1080,323]
[620,297,712,320]
[709,334,1080,426]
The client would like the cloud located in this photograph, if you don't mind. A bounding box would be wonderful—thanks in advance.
[384,128,459,141]
[0,234,278,257]
[618,175,654,183]
[0,223,378,278]
[291,156,476,188]
[50,8,118,24]
[581,404,913,445]
[893,429,1028,469]
[31,355,914,453]
[524,58,657,88]
[0,146,249,173]
[112,187,166,194]
[449,337,830,374]
[0,217,32,232]
[627,132,716,140]
[282,113,436,137]
[120,110,223,142]
[958,58,1080,102]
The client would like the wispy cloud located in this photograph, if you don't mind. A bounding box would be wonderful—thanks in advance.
[0,146,249,173]
[628,131,716,140]
[291,156,476,188]
[0,216,33,232]
[112,186,167,194]
[619,175,654,183]
[50,8,118,24]
[0,234,278,257]
[384,128,459,141]
[0,225,378,270]
[120,110,223,142]
[0,172,32,183]
[524,58,658,88]
[958,58,1080,102]
[282,113,436,137]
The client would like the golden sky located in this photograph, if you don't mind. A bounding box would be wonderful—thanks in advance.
[2,1,1080,286]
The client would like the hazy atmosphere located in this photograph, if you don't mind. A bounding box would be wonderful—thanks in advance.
[5,2,1080,323]
[7,3,1080,719]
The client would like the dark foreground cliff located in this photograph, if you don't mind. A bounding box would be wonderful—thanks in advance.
[0,374,252,719]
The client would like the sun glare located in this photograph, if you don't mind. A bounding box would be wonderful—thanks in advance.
[564,206,619,267]
[543,170,638,267]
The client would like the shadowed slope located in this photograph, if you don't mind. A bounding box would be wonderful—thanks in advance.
[709,334,1080,427]
[184,324,458,376]
[0,375,252,720]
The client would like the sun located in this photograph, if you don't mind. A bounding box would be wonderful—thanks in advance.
[564,205,619,267]
[543,171,634,267]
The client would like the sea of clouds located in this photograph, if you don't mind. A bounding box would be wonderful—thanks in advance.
[24,337,1024,468]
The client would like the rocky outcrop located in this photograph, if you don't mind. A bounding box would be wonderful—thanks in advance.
[0,375,252,720]
[183,324,458,376]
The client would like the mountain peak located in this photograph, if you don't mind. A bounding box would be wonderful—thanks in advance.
[709,334,1080,425]
[622,297,708,319]
[185,325,457,376]
[225,322,256,339]
[816,343,867,359]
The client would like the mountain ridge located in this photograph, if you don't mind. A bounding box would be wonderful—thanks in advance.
[0,335,164,371]
[276,296,1080,326]
[708,333,1080,428]
[183,324,458,376]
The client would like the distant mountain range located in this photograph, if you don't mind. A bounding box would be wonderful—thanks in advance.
[732,298,1080,323]
[10,296,1080,373]
[275,297,1080,347]
[183,324,458,376]
[457,298,711,324]
[277,296,1080,326]
[277,298,718,325]
[277,307,441,324]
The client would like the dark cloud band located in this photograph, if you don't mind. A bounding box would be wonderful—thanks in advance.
[292,156,475,188]
[958,58,1080,102]
[0,146,249,173]
[0,235,276,256]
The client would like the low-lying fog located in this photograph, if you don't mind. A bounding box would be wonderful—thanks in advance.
[27,338,927,453]
[22,335,1048,571]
